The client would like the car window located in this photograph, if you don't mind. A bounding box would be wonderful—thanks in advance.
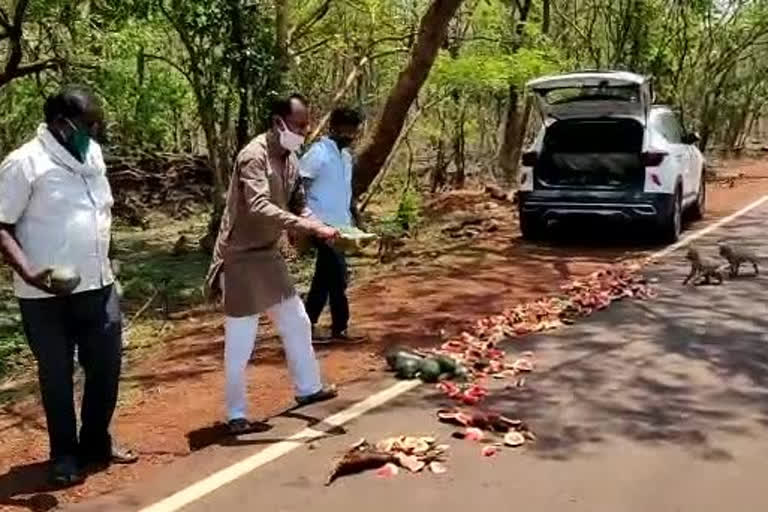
[655,113,682,143]
[544,86,640,105]
[666,114,684,143]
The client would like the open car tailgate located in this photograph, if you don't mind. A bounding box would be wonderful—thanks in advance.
[526,71,651,121]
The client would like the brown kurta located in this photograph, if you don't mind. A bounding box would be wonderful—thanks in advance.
[204,132,316,317]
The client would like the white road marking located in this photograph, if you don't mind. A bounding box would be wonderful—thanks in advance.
[138,380,420,512]
[139,193,768,512]
[648,194,768,261]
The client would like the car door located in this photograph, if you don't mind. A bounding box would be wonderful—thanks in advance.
[662,114,692,197]
[670,114,700,200]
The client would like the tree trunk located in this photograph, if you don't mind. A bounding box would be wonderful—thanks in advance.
[431,137,448,193]
[453,103,466,188]
[496,0,532,186]
[274,0,290,90]
[498,86,520,185]
[230,0,249,149]
[352,0,465,197]
[509,93,533,178]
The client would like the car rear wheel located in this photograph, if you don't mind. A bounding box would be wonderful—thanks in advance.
[520,211,544,241]
[660,188,682,243]
[689,170,706,220]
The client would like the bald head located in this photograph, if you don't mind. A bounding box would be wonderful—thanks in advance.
[45,85,105,141]
[44,85,106,162]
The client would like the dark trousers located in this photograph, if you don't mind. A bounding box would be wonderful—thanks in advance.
[305,240,349,333]
[19,285,122,461]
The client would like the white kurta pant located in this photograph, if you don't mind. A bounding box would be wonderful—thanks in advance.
[224,294,323,421]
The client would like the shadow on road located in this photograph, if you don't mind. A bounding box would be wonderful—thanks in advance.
[411,212,768,463]
[0,461,59,512]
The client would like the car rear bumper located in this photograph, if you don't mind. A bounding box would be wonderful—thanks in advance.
[518,190,675,224]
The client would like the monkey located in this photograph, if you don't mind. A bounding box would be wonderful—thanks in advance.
[683,247,724,285]
[718,242,760,277]
[377,233,399,263]
[172,235,189,257]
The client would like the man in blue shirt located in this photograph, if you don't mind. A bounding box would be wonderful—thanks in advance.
[300,108,362,340]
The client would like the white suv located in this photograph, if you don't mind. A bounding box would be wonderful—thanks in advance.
[518,71,706,242]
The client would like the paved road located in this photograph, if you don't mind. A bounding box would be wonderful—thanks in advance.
[71,203,768,512]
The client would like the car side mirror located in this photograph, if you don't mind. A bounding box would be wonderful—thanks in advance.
[682,132,700,145]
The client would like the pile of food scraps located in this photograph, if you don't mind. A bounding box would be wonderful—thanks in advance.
[326,436,449,485]
[325,265,655,485]
[382,264,655,454]
[386,264,654,386]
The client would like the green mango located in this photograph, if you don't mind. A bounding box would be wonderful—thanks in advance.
[386,348,421,370]
[453,365,470,382]
[435,355,458,374]
[419,358,442,383]
[49,266,81,295]
[395,358,421,379]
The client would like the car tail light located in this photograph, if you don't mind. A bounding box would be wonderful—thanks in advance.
[521,151,538,167]
[642,151,667,167]
[651,173,662,187]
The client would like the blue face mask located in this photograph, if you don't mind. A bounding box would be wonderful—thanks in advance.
[65,119,91,161]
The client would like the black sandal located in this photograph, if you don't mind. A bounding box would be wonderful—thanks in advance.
[49,456,85,487]
[227,418,272,435]
[296,385,338,406]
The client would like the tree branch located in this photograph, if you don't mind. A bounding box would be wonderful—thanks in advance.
[11,0,30,28]
[144,54,193,85]
[290,36,333,58]
[3,0,32,80]
[359,93,447,212]
[307,47,410,143]
[289,0,332,46]
[0,59,60,89]
[0,7,10,30]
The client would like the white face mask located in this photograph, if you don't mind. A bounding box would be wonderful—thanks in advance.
[278,119,305,152]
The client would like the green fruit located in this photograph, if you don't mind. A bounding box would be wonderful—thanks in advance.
[435,355,458,374]
[49,266,81,295]
[395,358,420,379]
[419,358,442,383]
[335,227,378,252]
[385,349,400,370]
[386,348,420,370]
[453,365,470,382]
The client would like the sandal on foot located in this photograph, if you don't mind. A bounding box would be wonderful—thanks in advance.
[296,385,338,406]
[49,456,85,487]
[80,442,138,467]
[227,418,272,435]
[331,329,366,343]
[110,445,139,465]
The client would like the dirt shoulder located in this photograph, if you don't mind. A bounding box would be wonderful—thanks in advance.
[1,158,768,511]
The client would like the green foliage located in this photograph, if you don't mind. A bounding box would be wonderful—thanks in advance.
[395,188,422,230]
[432,48,561,96]
[0,287,28,379]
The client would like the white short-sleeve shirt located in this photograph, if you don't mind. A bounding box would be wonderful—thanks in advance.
[0,124,114,299]
[299,137,353,228]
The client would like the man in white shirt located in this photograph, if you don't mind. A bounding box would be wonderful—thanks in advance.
[0,86,136,486]
[300,108,362,340]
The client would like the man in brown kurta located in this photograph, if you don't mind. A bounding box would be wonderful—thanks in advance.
[205,95,338,433]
